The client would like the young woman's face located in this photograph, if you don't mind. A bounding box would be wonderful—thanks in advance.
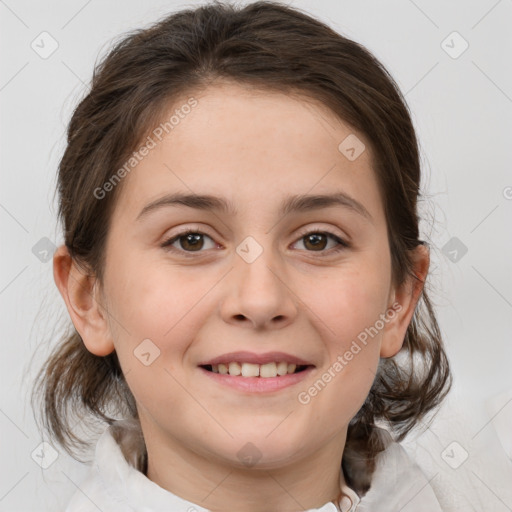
[99,82,404,469]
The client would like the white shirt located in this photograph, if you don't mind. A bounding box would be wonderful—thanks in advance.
[64,420,444,512]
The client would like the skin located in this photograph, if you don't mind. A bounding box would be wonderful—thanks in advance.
[54,81,429,511]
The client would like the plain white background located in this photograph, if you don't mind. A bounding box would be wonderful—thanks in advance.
[1,0,511,510]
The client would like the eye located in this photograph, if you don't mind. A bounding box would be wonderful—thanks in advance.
[161,229,217,255]
[160,227,350,257]
[292,229,349,255]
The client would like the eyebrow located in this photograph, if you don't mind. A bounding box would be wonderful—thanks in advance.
[136,191,373,222]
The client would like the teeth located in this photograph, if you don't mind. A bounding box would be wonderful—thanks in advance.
[208,361,304,378]
[260,362,276,378]
[277,362,288,376]
[241,363,260,377]
[228,362,241,376]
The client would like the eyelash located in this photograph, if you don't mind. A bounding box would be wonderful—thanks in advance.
[160,227,350,258]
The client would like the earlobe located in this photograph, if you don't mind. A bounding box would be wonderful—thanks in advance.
[53,245,115,356]
[380,243,430,358]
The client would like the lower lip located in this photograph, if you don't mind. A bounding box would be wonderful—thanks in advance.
[198,366,315,393]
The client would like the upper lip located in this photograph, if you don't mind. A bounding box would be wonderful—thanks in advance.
[198,351,314,367]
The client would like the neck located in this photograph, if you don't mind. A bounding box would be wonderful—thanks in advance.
[139,420,349,512]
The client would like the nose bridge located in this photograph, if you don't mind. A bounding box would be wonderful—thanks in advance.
[221,234,297,329]
[238,239,281,294]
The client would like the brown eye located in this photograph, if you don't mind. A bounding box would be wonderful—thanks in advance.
[302,232,328,251]
[161,230,216,253]
[178,233,204,251]
[294,230,348,254]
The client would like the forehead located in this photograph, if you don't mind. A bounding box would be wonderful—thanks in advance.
[112,81,384,225]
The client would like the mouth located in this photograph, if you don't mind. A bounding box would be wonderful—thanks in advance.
[199,362,312,377]
[197,351,315,393]
[197,350,315,377]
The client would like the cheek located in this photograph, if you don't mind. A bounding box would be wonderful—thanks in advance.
[304,262,390,350]
[107,252,199,335]
[104,260,206,416]
[105,254,224,378]
[300,283,384,428]
[296,260,389,414]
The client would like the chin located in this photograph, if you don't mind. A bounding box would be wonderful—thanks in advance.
[208,425,308,469]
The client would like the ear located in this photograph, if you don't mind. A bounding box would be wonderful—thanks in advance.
[53,245,115,356]
[380,243,430,358]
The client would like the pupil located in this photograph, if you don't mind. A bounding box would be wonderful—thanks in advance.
[183,233,202,250]
[306,233,326,251]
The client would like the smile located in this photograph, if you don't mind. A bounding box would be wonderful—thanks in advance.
[201,361,309,377]
[198,364,315,393]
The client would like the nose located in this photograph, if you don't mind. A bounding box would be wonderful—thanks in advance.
[219,247,298,331]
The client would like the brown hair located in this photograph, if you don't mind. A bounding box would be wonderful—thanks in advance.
[31,0,451,497]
